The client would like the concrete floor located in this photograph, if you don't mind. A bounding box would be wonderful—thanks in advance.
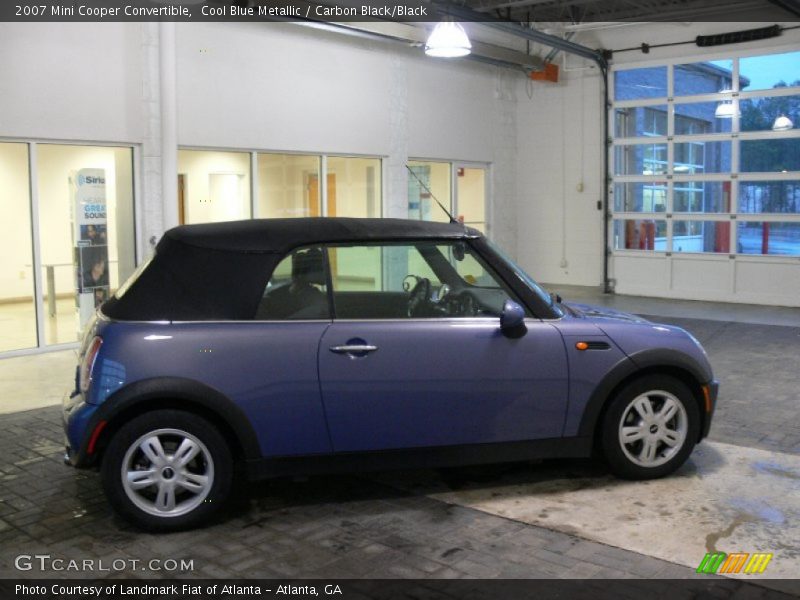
[0,287,798,591]
[0,297,80,353]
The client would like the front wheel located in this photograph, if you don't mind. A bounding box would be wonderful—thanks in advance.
[601,375,700,480]
[101,410,233,531]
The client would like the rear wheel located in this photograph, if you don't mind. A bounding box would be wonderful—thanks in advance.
[101,410,232,531]
[601,375,700,480]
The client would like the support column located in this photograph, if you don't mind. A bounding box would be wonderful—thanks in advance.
[140,22,163,255]
[384,50,409,219]
[160,22,179,232]
[491,68,518,257]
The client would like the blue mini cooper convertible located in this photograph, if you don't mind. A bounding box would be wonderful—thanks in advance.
[63,218,718,530]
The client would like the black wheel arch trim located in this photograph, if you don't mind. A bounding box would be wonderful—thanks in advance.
[577,347,713,439]
[75,377,261,466]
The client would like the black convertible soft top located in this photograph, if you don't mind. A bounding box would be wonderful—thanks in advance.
[165,217,478,254]
[103,218,480,322]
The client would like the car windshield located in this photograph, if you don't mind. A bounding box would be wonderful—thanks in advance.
[484,239,563,316]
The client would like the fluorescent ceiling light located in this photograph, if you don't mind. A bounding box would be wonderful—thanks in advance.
[772,115,794,131]
[425,21,472,58]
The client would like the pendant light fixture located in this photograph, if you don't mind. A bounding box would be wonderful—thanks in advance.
[772,114,794,131]
[425,21,472,58]
[714,89,738,119]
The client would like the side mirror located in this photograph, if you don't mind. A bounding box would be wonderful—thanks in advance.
[500,299,526,337]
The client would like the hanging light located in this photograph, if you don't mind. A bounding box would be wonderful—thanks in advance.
[714,89,739,119]
[425,21,472,58]
[714,101,737,118]
[772,114,794,131]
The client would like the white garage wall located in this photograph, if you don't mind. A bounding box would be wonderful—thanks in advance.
[516,23,800,306]
[0,23,143,143]
[174,22,519,252]
[516,67,606,287]
[176,23,392,156]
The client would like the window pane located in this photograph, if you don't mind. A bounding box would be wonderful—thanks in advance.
[407,161,450,222]
[674,60,734,96]
[740,139,800,173]
[738,222,800,256]
[177,150,251,224]
[673,140,731,174]
[614,143,668,175]
[0,143,36,351]
[257,153,320,218]
[328,243,515,319]
[614,67,667,100]
[614,106,667,138]
[457,167,486,229]
[612,219,667,250]
[613,182,667,212]
[740,52,800,92]
[674,101,732,135]
[740,94,800,133]
[673,220,730,253]
[326,157,381,218]
[37,144,136,345]
[673,181,730,213]
[256,246,329,320]
[739,180,800,214]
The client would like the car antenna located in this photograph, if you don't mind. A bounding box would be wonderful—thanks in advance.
[405,165,459,225]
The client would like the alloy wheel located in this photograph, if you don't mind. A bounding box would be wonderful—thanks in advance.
[618,390,688,468]
[121,428,214,518]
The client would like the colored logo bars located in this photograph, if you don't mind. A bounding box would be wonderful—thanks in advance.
[697,552,773,574]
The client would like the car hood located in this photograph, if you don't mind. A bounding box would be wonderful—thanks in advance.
[562,302,649,324]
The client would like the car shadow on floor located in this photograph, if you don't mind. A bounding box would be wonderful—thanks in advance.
[222,446,727,531]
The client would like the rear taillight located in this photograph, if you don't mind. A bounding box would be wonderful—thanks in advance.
[79,336,103,393]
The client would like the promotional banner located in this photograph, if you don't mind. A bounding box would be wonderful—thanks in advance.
[71,168,109,330]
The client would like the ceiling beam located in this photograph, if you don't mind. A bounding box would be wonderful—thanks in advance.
[431,1,607,66]
[767,0,800,17]
[334,21,544,70]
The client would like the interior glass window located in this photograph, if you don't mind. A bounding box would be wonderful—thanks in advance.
[674,60,734,96]
[739,52,800,92]
[613,219,667,251]
[737,222,800,256]
[672,221,730,253]
[327,242,522,320]
[255,246,330,320]
[614,67,667,100]
[614,106,668,138]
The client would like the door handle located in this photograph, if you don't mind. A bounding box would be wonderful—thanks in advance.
[329,344,378,355]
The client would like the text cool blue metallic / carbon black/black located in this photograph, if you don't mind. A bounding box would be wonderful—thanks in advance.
[63,218,718,530]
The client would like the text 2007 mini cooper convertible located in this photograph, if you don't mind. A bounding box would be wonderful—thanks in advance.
[63,218,718,530]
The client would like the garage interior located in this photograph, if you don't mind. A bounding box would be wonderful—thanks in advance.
[1,0,799,591]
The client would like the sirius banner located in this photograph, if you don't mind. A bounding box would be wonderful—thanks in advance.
[71,168,110,330]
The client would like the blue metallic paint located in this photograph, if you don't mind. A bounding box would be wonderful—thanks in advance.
[63,237,717,474]
[318,319,568,452]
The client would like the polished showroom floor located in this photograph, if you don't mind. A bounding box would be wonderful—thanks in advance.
[0,287,798,594]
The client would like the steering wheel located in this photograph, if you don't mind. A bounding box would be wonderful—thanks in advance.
[457,291,479,317]
[407,277,432,317]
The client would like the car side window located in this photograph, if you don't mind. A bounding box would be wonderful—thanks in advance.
[327,242,526,319]
[255,246,331,320]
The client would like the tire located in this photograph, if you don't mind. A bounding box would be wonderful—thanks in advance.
[601,375,700,480]
[101,409,233,531]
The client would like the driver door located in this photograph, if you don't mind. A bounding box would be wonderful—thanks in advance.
[317,242,568,453]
